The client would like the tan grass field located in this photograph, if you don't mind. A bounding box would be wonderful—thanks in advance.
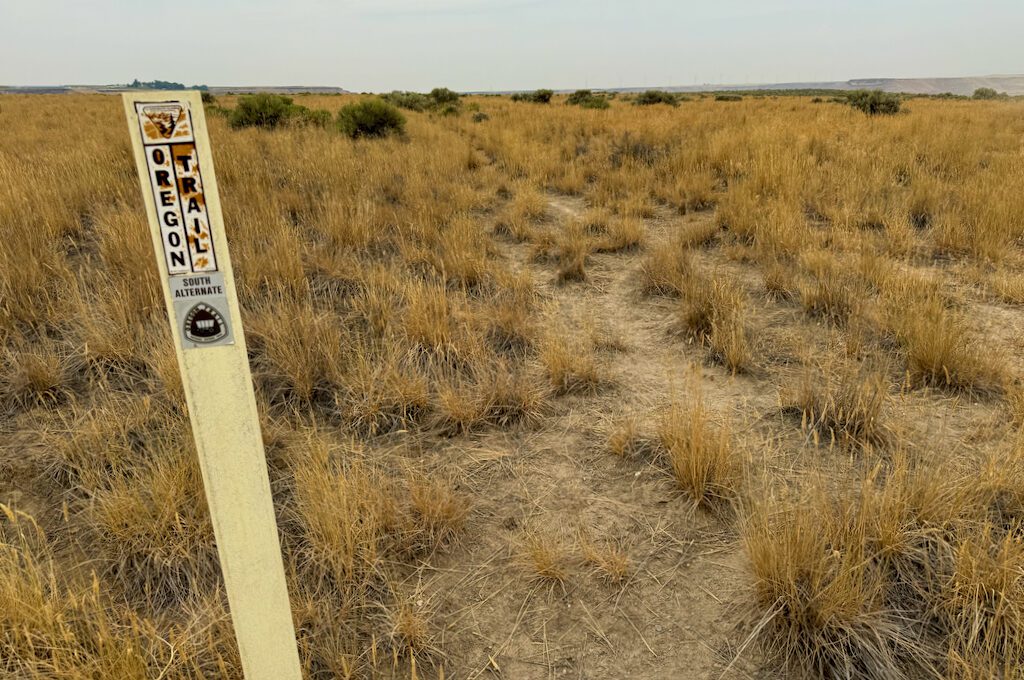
[2,92,1024,678]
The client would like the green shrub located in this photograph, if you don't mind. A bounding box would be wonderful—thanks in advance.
[382,91,432,111]
[292,106,332,128]
[972,87,1007,100]
[511,89,554,104]
[566,89,594,105]
[472,111,489,123]
[429,88,460,106]
[845,90,901,116]
[580,96,610,110]
[200,91,216,105]
[566,89,609,109]
[337,98,406,138]
[634,90,678,106]
[228,93,296,129]
[439,104,460,117]
[714,93,742,102]
[531,89,553,103]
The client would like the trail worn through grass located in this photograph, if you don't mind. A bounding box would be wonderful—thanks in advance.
[413,195,757,679]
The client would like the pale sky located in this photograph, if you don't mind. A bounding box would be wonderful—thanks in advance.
[1,1,1021,91]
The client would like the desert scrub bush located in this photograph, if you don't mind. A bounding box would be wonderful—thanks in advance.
[290,105,332,128]
[566,89,610,109]
[846,89,901,115]
[580,96,610,109]
[972,87,1008,100]
[228,93,297,128]
[566,89,594,105]
[657,390,739,508]
[337,98,406,138]
[511,89,554,103]
[633,90,679,106]
[714,93,742,101]
[382,90,432,111]
[428,87,460,107]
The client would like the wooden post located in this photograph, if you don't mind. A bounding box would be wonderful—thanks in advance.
[123,91,302,680]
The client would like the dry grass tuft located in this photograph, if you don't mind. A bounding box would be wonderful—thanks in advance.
[540,332,605,395]
[743,493,914,679]
[1,343,77,409]
[678,273,752,372]
[639,234,695,296]
[592,216,646,253]
[883,282,1003,394]
[798,249,859,324]
[783,360,891,448]
[521,530,572,584]
[761,257,799,301]
[86,446,219,604]
[657,389,740,508]
[556,221,593,283]
[578,532,631,584]
[1008,382,1024,428]
[745,452,1024,678]
[608,415,653,458]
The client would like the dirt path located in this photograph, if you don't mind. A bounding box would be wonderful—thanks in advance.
[417,195,764,679]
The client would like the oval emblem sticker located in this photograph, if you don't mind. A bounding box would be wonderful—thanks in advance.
[184,302,228,343]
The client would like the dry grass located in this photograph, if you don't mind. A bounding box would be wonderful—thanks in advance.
[521,530,572,585]
[677,272,752,372]
[745,448,1024,678]
[578,532,632,584]
[540,331,605,394]
[639,232,696,296]
[657,386,740,509]
[882,279,1004,394]
[3,92,1024,678]
[783,359,892,449]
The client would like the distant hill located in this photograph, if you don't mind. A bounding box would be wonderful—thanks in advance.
[0,84,350,95]
[639,74,1024,97]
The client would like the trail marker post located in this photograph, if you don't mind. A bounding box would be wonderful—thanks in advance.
[123,91,302,680]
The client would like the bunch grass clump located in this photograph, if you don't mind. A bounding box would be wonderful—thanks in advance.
[657,389,740,508]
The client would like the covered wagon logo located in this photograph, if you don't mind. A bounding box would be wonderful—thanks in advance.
[142,103,183,138]
[138,102,193,143]
[183,302,228,343]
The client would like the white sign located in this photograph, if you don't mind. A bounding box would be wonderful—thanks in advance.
[124,92,301,680]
